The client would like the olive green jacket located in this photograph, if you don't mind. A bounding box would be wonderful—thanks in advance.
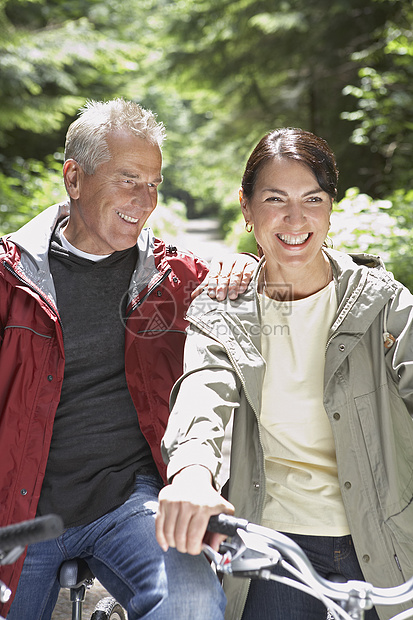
[162,249,413,620]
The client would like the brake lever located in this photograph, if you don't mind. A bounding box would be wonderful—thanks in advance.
[203,530,282,577]
[202,543,234,571]
[0,546,25,567]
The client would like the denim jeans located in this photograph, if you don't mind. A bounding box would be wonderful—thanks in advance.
[8,474,226,620]
[241,532,380,620]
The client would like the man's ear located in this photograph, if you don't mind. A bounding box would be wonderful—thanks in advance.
[63,159,82,199]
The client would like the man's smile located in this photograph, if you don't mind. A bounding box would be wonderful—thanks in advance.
[116,210,140,224]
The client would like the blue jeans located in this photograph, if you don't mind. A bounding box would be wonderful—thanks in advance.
[241,532,380,620]
[8,475,226,620]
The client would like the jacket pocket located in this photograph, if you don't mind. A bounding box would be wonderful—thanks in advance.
[355,386,413,518]
[385,499,413,575]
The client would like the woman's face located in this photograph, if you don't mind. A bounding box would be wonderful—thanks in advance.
[241,157,332,273]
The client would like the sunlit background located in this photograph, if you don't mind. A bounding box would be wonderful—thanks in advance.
[0,0,412,289]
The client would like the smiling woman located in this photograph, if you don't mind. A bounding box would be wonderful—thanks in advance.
[239,128,337,301]
[157,128,413,620]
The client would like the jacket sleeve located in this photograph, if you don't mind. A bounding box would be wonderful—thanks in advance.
[162,325,241,490]
[0,269,8,351]
[386,284,413,415]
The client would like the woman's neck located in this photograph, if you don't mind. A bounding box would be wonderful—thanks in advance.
[261,253,332,301]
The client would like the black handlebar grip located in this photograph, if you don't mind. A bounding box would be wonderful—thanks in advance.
[0,514,64,552]
[207,514,249,537]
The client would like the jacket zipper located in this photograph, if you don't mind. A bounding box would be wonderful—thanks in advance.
[187,314,259,411]
[186,315,267,489]
[2,260,63,331]
[187,312,265,618]
[125,268,172,319]
[186,312,266,480]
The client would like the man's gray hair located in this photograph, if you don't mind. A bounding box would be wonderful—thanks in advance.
[64,98,166,175]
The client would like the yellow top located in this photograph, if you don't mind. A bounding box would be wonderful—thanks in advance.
[259,281,350,536]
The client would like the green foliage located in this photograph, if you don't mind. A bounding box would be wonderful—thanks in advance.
[0,154,66,235]
[152,0,398,205]
[341,0,413,194]
[0,0,148,158]
[330,188,396,259]
[0,0,411,288]
[0,0,161,233]
[330,188,413,291]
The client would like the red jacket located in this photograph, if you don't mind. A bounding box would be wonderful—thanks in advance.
[0,204,208,613]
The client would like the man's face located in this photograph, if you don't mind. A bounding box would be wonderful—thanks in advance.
[64,130,163,254]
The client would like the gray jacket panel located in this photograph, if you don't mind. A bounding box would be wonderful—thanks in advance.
[163,249,413,620]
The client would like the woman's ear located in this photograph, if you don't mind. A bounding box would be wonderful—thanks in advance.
[239,187,251,222]
[63,159,82,199]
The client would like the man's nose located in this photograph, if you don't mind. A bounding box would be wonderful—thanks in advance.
[132,184,156,210]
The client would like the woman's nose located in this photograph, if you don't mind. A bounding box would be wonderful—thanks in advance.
[284,201,306,225]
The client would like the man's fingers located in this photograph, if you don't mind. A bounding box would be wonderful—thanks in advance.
[191,254,257,301]
[206,258,235,301]
[209,255,257,301]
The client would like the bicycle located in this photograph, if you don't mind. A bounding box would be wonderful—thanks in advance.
[57,557,126,620]
[0,515,126,620]
[205,514,413,620]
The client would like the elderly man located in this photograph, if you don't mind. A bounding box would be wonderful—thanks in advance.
[0,98,253,619]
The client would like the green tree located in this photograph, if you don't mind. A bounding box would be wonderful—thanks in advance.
[0,0,157,231]
[151,0,398,207]
[1,0,412,283]
[342,0,413,195]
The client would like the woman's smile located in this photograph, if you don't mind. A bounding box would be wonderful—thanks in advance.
[276,232,311,246]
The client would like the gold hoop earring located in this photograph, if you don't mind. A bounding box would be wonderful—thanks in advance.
[245,221,253,233]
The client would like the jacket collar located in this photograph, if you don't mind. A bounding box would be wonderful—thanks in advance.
[324,248,398,336]
[188,248,399,350]
[6,203,69,305]
[6,202,167,306]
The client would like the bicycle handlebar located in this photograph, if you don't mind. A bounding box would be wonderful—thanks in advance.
[0,514,64,554]
[206,514,413,613]
[207,513,249,537]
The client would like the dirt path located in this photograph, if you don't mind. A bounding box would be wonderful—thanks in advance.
[169,216,233,261]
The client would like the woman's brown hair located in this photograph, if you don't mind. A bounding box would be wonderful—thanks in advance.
[241,128,338,201]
